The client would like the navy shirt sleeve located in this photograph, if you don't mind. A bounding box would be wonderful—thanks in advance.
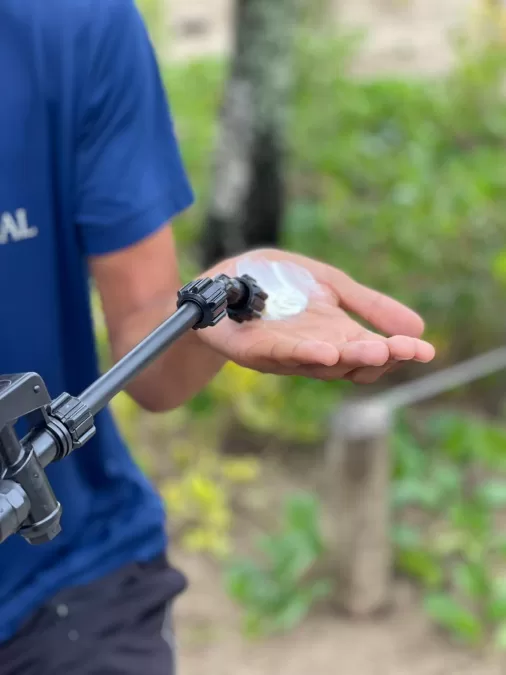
[74,0,194,256]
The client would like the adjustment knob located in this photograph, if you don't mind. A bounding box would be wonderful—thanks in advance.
[177,278,228,329]
[226,274,268,324]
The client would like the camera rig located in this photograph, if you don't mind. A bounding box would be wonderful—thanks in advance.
[0,273,267,546]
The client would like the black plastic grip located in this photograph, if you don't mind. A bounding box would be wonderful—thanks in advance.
[176,277,228,329]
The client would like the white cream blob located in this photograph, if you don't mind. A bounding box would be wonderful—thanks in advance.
[236,256,322,321]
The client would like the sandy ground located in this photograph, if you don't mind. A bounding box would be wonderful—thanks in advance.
[170,456,505,675]
[165,0,475,75]
[157,0,506,672]
[174,550,504,675]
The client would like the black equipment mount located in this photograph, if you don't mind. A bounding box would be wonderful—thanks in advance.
[0,273,267,546]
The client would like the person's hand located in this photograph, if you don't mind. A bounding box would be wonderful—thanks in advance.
[198,249,435,384]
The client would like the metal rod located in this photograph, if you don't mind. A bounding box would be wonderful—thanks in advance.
[0,301,203,544]
[80,302,202,416]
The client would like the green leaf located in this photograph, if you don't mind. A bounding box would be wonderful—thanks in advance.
[450,502,491,539]
[392,429,427,478]
[396,548,443,589]
[271,594,313,633]
[432,530,466,557]
[494,622,506,650]
[392,478,442,510]
[306,579,332,603]
[487,578,506,622]
[225,561,270,606]
[392,524,422,550]
[242,612,265,639]
[424,593,483,645]
[491,536,506,556]
[453,561,491,600]
[425,412,475,463]
[492,249,506,285]
[185,389,216,417]
[284,492,320,537]
[259,531,318,584]
[476,481,506,509]
[432,463,463,500]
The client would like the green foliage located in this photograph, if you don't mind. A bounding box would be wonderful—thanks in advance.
[162,58,226,254]
[392,410,506,650]
[225,492,331,638]
[423,593,484,646]
[135,0,166,53]
[160,436,261,558]
[154,32,506,445]
[286,38,506,354]
[195,361,345,443]
[97,8,506,647]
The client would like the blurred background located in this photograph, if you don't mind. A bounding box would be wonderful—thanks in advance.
[94,0,506,672]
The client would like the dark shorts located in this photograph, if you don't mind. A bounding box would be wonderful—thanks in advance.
[0,554,188,675]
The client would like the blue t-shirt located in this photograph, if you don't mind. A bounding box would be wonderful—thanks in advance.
[0,0,194,642]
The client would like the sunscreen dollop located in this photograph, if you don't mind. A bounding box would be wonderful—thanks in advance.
[235,257,322,321]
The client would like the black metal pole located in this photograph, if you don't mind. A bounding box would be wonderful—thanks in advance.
[80,302,201,416]
[0,272,267,546]
[0,303,202,545]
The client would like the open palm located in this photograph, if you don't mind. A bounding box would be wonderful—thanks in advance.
[199,249,435,384]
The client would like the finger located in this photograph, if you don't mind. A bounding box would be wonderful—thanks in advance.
[345,360,398,385]
[386,335,435,363]
[242,335,340,368]
[346,337,435,383]
[352,333,435,364]
[291,363,355,381]
[293,341,390,381]
[338,340,390,368]
[289,339,340,366]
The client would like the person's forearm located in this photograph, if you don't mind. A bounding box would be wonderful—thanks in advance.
[108,295,227,412]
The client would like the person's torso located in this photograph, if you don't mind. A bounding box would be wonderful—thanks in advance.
[0,1,167,643]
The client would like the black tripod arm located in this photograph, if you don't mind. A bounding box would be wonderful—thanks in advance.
[0,272,268,547]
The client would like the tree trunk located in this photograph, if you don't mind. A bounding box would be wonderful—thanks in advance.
[201,0,300,267]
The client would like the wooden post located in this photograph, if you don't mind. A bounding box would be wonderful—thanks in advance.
[324,398,394,616]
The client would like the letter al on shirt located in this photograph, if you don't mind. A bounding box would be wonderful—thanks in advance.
[0,209,38,244]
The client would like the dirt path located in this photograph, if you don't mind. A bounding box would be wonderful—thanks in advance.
[159,1,505,672]
[165,0,474,75]
[173,550,504,675]
[170,456,504,675]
